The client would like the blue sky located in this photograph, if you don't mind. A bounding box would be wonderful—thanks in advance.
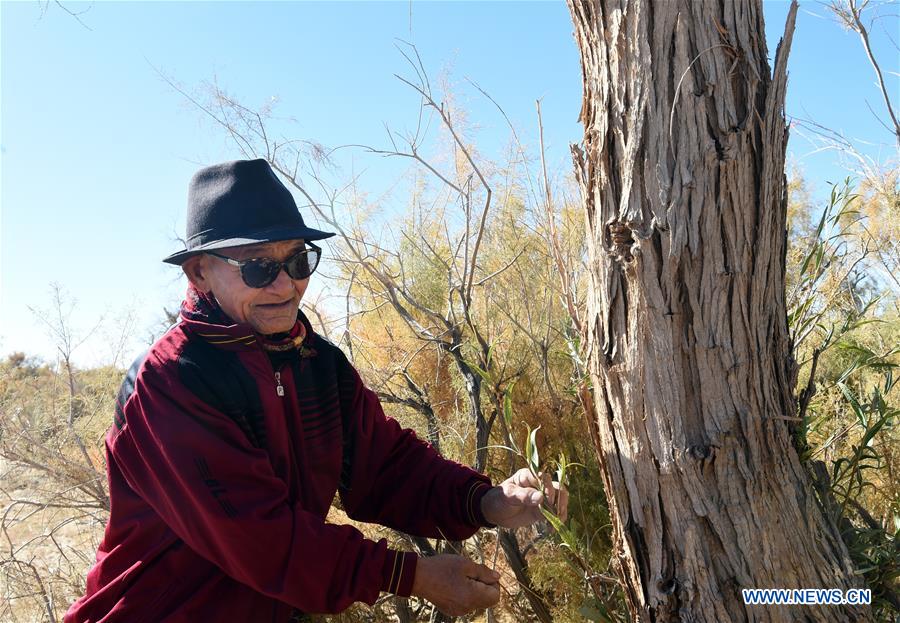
[2,0,897,367]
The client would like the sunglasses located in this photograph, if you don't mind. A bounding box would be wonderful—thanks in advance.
[206,243,321,288]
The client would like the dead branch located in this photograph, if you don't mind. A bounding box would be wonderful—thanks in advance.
[830,0,900,147]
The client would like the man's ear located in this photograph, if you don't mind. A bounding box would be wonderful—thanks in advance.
[182,255,213,293]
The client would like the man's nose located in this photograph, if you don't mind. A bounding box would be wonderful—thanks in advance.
[266,264,296,293]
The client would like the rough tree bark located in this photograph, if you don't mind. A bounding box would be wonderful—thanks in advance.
[566,1,870,621]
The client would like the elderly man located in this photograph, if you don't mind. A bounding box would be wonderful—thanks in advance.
[66,159,565,622]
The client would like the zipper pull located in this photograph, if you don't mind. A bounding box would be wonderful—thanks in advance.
[275,371,285,397]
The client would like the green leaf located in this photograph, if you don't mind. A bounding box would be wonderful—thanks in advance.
[467,361,491,383]
[858,413,889,450]
[526,425,541,474]
[482,444,520,454]
[541,507,578,551]
[557,452,568,487]
[578,598,612,622]
[837,382,866,427]
[578,605,608,622]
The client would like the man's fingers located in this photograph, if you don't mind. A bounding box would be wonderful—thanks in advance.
[503,486,542,507]
[541,471,555,507]
[466,561,501,586]
[466,576,501,608]
[557,484,569,521]
[506,469,543,506]
[415,555,502,617]
[512,468,540,489]
[459,561,501,613]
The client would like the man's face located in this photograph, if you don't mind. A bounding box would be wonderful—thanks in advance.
[183,239,310,335]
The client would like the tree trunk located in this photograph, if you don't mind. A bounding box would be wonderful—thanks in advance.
[566,1,870,621]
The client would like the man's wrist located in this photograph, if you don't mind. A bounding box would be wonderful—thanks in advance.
[410,554,434,600]
[476,485,499,528]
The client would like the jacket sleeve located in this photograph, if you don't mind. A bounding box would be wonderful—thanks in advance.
[110,352,417,614]
[335,353,494,540]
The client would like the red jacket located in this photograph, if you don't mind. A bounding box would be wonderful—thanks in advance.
[65,293,492,622]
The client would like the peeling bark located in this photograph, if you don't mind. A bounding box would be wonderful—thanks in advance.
[566,1,870,621]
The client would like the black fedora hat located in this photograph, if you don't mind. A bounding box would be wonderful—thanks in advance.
[163,159,335,265]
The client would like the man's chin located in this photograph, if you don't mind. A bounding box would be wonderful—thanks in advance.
[252,317,297,336]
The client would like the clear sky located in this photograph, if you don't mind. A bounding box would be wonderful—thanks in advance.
[2,0,897,368]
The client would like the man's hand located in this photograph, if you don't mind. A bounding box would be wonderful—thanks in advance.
[410,554,500,616]
[480,468,569,529]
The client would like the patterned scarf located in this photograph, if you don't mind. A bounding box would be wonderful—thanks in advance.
[257,321,308,352]
[181,285,311,354]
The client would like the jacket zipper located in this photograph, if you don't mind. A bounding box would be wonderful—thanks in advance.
[274,371,285,397]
